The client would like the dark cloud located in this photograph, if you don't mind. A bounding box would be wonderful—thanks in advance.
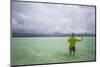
[12,1,96,36]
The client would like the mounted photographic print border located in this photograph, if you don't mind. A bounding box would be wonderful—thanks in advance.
[11,0,96,67]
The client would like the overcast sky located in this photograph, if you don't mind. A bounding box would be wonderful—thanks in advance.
[12,1,96,35]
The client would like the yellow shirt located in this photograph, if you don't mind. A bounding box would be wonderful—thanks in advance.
[68,37,81,48]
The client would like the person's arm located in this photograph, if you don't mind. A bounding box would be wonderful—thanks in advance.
[77,37,83,42]
[68,38,70,42]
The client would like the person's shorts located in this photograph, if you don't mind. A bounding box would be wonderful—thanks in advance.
[69,47,75,51]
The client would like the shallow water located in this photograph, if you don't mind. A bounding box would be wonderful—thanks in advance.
[11,37,96,65]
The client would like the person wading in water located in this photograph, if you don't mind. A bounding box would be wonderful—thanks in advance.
[68,33,83,56]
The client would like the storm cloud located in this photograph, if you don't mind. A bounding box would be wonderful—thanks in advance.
[12,1,96,36]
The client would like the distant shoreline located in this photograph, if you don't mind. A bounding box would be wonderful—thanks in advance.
[12,35,96,37]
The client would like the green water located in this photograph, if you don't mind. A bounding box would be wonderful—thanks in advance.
[11,37,96,65]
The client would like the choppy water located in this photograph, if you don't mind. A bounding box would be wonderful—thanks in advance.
[11,37,96,65]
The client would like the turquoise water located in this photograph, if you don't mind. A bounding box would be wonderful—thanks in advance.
[11,37,96,65]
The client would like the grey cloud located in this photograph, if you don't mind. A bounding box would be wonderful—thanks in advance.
[12,1,96,35]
